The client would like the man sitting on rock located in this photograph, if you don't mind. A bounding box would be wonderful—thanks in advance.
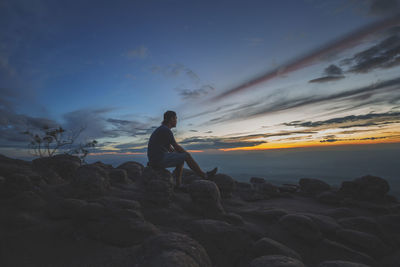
[147,110,217,189]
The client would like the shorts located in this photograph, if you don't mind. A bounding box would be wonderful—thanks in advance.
[158,152,189,168]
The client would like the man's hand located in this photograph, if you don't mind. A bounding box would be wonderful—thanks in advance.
[173,143,186,153]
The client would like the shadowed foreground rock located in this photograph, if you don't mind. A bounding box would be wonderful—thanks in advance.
[0,154,398,267]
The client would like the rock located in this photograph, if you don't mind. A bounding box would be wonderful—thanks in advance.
[250,177,266,184]
[186,219,253,267]
[1,174,34,198]
[108,168,131,185]
[318,260,371,267]
[33,154,81,181]
[237,181,252,190]
[279,214,323,243]
[304,213,341,236]
[117,161,144,182]
[187,180,224,217]
[253,182,280,198]
[247,237,302,261]
[339,175,390,201]
[299,178,331,195]
[11,191,46,211]
[71,164,110,197]
[338,217,381,237]
[140,167,174,206]
[5,212,40,229]
[312,239,375,266]
[242,208,288,222]
[279,184,299,193]
[79,202,109,221]
[249,255,305,267]
[85,217,159,247]
[377,214,400,245]
[136,232,212,267]
[335,229,390,259]
[182,174,201,185]
[323,208,357,219]
[46,198,87,220]
[222,212,244,225]
[96,196,141,210]
[209,173,236,198]
[317,191,343,205]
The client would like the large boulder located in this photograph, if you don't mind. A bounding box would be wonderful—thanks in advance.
[85,217,159,247]
[186,219,253,267]
[304,213,341,236]
[318,261,371,267]
[249,255,306,267]
[335,229,390,259]
[317,191,343,205]
[108,168,131,185]
[33,154,81,181]
[312,239,375,266]
[299,178,331,196]
[338,217,381,237]
[209,173,236,198]
[377,214,400,246]
[71,164,110,197]
[187,180,224,217]
[279,214,323,243]
[339,175,390,201]
[11,191,46,211]
[136,232,212,267]
[246,237,302,262]
[117,161,144,182]
[0,173,34,198]
[140,166,174,206]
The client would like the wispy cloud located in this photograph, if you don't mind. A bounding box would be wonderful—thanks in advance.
[210,14,400,101]
[205,77,400,125]
[284,111,400,129]
[340,34,400,73]
[125,45,149,59]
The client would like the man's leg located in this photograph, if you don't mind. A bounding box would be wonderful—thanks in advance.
[185,153,207,179]
[174,162,184,187]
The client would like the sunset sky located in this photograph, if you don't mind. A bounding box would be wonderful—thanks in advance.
[1,0,400,158]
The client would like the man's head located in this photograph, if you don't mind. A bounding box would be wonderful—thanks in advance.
[162,110,177,128]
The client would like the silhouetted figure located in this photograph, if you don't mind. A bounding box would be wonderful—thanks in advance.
[147,111,217,189]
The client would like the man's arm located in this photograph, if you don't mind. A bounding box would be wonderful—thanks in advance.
[172,142,186,153]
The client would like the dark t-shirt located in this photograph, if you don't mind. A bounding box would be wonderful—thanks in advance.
[147,125,177,163]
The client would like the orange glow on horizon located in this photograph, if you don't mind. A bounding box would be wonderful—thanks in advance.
[219,138,400,152]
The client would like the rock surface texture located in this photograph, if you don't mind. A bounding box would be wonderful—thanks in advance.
[0,154,398,267]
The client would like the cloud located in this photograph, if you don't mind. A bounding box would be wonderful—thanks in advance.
[150,63,200,83]
[210,14,400,101]
[320,135,391,143]
[206,77,400,124]
[179,136,266,150]
[369,0,399,16]
[284,111,400,129]
[178,85,215,100]
[125,46,149,59]
[309,76,344,83]
[341,34,400,73]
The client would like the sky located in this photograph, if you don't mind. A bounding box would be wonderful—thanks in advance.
[1,0,400,159]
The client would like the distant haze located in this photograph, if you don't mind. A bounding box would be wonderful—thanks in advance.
[86,143,400,197]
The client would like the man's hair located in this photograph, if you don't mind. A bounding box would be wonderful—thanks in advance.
[162,110,176,125]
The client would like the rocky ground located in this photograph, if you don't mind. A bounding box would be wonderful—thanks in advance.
[0,154,399,267]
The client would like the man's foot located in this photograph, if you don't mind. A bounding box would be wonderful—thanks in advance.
[205,167,218,179]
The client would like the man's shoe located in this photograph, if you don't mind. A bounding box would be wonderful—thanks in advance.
[205,167,218,179]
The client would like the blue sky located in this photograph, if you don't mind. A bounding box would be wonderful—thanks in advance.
[1,0,400,157]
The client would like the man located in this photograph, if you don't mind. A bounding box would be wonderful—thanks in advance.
[147,110,217,189]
